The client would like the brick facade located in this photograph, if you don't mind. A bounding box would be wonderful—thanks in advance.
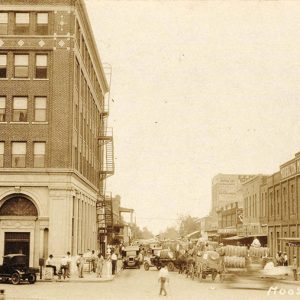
[0,0,111,266]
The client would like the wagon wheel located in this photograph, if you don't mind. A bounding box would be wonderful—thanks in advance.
[28,273,36,284]
[144,262,150,271]
[167,262,175,272]
[11,273,20,285]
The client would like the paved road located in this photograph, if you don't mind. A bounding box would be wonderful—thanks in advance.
[1,268,296,300]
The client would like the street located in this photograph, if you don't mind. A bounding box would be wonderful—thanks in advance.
[1,268,294,300]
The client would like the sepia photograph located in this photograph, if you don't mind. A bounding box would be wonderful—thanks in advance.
[0,0,300,299]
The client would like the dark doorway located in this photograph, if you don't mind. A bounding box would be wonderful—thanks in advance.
[4,232,30,266]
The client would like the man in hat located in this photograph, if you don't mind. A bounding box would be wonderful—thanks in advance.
[292,255,298,281]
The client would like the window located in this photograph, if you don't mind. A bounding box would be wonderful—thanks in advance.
[34,142,45,167]
[14,54,29,78]
[35,54,47,78]
[0,142,3,167]
[13,97,27,121]
[34,97,46,121]
[0,97,5,121]
[36,13,48,35]
[12,142,26,168]
[0,13,8,34]
[15,12,30,34]
[0,54,7,78]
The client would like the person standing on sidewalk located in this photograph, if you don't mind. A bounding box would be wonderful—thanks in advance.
[292,255,298,281]
[96,253,104,278]
[76,253,85,278]
[158,264,169,296]
[90,250,97,272]
[66,251,72,278]
[111,250,118,275]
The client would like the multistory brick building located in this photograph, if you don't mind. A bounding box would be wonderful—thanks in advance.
[266,152,300,263]
[242,175,269,237]
[0,0,114,267]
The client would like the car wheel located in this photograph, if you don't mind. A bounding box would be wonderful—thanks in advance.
[156,266,161,270]
[144,262,150,271]
[167,262,175,272]
[28,273,36,284]
[11,273,21,285]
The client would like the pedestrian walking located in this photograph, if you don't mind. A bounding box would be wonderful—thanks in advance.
[76,253,85,278]
[158,264,169,296]
[111,251,118,275]
[96,253,104,278]
[292,255,298,281]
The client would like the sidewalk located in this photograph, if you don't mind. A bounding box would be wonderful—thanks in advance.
[38,260,123,283]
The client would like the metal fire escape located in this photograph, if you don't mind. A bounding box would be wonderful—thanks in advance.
[96,64,115,253]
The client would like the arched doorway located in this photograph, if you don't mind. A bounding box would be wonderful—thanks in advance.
[0,196,38,265]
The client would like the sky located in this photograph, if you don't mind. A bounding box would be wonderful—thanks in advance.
[85,0,300,234]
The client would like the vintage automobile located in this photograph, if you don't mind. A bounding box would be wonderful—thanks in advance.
[122,246,140,269]
[0,254,39,285]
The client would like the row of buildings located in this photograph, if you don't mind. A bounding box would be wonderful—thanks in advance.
[201,151,300,264]
[0,0,134,267]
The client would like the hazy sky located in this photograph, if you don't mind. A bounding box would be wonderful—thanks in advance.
[86,0,300,234]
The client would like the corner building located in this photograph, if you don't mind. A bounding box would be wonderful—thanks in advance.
[0,0,112,267]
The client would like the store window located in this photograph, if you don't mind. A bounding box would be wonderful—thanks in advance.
[0,96,5,121]
[13,96,27,122]
[14,54,29,78]
[0,54,7,78]
[33,142,45,167]
[35,54,47,78]
[12,142,26,168]
[15,12,30,35]
[34,97,46,121]
[36,12,48,35]
[0,13,8,34]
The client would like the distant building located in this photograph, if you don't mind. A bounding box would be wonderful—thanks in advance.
[0,0,114,267]
[211,174,256,214]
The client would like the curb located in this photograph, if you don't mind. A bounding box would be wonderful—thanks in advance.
[37,276,114,283]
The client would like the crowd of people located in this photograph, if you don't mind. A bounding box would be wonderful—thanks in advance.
[44,245,123,280]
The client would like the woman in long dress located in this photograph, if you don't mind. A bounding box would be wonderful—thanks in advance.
[105,254,112,277]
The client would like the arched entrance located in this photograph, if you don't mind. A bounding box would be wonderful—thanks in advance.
[0,196,38,266]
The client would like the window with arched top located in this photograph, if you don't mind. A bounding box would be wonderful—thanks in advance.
[0,196,38,216]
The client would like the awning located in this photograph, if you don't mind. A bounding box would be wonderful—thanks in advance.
[207,233,220,237]
[223,235,245,241]
[186,231,200,238]
[247,234,267,237]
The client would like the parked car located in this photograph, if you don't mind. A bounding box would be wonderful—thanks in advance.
[0,254,39,285]
[122,246,140,269]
